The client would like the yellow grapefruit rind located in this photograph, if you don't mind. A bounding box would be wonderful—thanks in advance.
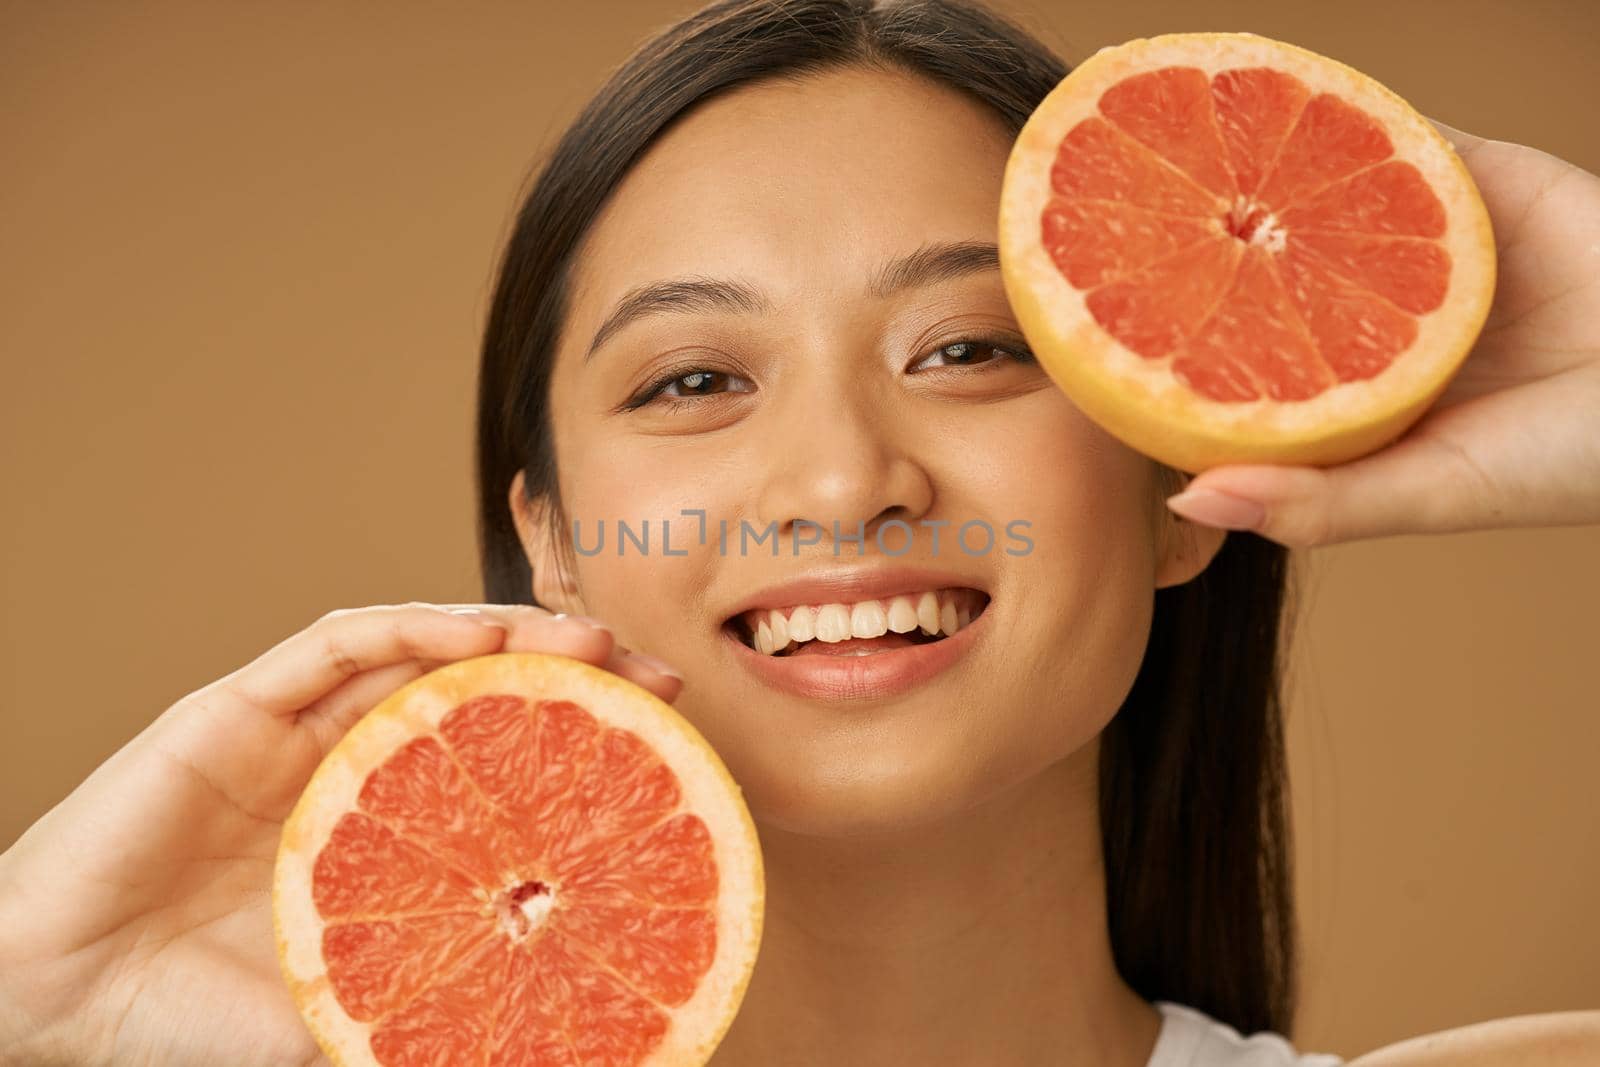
[999,31,1497,472]
[272,651,765,1067]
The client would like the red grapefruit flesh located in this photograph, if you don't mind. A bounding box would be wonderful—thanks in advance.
[274,652,763,1066]
[999,31,1496,471]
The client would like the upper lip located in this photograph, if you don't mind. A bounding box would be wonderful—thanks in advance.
[720,565,991,624]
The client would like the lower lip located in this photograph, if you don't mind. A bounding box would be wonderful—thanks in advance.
[722,606,988,701]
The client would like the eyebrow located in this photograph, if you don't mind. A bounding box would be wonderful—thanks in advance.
[583,239,1001,363]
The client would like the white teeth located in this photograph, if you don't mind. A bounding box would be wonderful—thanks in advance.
[886,596,919,634]
[849,600,888,639]
[768,610,789,652]
[787,605,815,643]
[814,604,851,643]
[738,588,985,655]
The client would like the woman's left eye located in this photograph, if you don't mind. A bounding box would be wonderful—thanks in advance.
[911,338,1036,372]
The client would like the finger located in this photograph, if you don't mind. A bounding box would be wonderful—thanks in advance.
[1165,430,1502,548]
[1425,114,1488,157]
[602,643,686,704]
[430,603,617,661]
[496,607,620,662]
[292,634,682,755]
[446,604,687,699]
[497,611,685,701]
[212,603,509,717]
[295,657,442,753]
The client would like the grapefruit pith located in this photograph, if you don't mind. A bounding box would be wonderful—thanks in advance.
[999,31,1496,471]
[273,652,764,1066]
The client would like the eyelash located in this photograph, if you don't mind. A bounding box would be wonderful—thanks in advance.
[622,335,1037,412]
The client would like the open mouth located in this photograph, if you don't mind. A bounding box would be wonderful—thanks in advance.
[722,587,990,658]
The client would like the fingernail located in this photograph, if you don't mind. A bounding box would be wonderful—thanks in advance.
[627,652,683,682]
[550,613,610,632]
[444,608,508,630]
[1166,488,1266,531]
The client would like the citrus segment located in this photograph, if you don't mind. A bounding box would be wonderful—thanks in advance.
[369,936,511,1065]
[1000,31,1495,469]
[274,652,763,1067]
[557,812,721,905]
[312,814,481,918]
[494,941,585,1066]
[552,899,719,1004]
[1251,92,1395,209]
[1082,237,1243,360]
[1098,67,1240,199]
[1049,117,1220,215]
[1279,241,1420,381]
[323,912,490,1021]
[1280,160,1447,236]
[352,733,534,882]
[1285,232,1448,314]
[1041,199,1218,289]
[1212,67,1310,198]
[1177,244,1334,402]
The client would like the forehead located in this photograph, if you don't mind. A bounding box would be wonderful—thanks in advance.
[567,65,1016,317]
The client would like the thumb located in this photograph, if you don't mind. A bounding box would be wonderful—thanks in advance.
[1164,432,1498,548]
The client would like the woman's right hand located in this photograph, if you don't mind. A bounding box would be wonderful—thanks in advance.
[0,603,683,1067]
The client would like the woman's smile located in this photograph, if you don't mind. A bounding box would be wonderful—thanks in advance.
[714,566,993,700]
[722,600,989,700]
[731,587,984,654]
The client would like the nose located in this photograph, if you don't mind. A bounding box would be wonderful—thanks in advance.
[753,384,934,554]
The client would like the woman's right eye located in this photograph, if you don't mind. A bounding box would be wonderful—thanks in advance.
[626,367,754,411]
[662,370,735,397]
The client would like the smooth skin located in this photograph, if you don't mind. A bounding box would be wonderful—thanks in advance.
[1,67,1596,1066]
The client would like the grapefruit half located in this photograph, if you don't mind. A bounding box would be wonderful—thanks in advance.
[273,651,763,1066]
[998,31,1496,471]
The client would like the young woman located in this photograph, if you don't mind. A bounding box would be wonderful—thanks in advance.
[2,1,1597,1064]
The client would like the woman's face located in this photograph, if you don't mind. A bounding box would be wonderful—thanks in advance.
[515,66,1218,836]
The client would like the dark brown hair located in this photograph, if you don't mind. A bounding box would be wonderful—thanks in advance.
[475,0,1299,1036]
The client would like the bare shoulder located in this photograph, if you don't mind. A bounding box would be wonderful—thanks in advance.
[1347,1012,1600,1066]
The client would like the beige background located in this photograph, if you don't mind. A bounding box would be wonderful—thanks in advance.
[2,0,1596,1057]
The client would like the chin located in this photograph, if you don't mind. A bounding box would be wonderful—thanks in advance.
[728,733,1013,839]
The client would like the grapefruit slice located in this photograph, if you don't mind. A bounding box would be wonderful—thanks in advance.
[273,652,764,1066]
[998,31,1497,471]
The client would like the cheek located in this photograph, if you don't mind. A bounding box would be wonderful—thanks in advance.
[563,418,753,524]
[1015,543,1156,761]
[963,400,1160,775]
[962,390,1157,561]
[553,430,737,649]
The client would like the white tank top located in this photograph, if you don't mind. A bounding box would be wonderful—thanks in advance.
[1147,1002,1344,1066]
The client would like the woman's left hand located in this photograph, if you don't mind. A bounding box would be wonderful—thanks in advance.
[1165,119,1600,548]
